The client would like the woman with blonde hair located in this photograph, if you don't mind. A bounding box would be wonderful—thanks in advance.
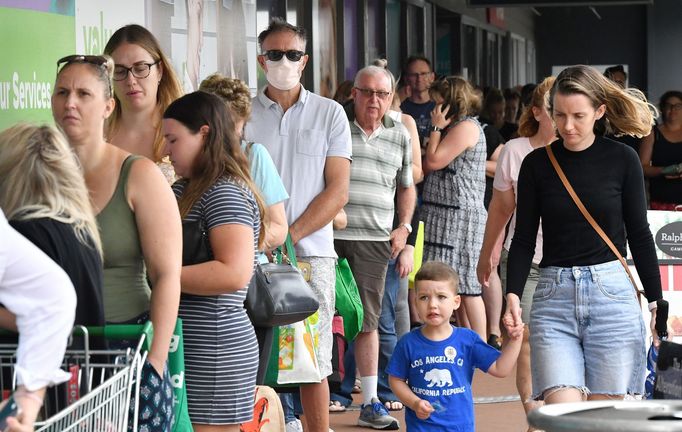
[52,54,182,430]
[163,90,264,431]
[104,24,183,183]
[0,123,104,329]
[505,65,661,405]
[421,76,487,339]
[477,77,556,428]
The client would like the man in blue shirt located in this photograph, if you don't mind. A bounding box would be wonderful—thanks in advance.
[400,55,436,147]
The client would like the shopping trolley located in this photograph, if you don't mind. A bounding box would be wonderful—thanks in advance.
[0,322,153,431]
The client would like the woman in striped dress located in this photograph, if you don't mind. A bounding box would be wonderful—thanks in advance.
[162,91,265,431]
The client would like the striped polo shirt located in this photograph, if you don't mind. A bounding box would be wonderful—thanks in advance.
[335,110,413,241]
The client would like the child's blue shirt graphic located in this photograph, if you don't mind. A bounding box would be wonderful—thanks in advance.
[386,326,500,432]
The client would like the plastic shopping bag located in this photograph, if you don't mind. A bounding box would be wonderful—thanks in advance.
[264,313,322,387]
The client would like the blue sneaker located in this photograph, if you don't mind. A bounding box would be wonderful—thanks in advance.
[358,397,400,430]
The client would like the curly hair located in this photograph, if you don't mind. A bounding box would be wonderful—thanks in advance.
[199,73,252,122]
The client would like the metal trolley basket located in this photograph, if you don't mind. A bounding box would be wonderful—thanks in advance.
[0,323,153,431]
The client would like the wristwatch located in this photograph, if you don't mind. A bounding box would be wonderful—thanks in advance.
[431,125,443,132]
[400,222,413,234]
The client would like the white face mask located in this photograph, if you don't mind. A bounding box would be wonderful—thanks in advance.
[265,58,302,91]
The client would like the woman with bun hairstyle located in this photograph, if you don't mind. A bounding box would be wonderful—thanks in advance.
[0,123,105,331]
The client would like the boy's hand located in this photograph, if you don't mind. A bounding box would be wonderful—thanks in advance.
[503,293,524,340]
[502,314,524,340]
[413,399,434,419]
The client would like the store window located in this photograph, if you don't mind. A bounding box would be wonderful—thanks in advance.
[343,0,359,80]
[385,0,401,76]
[312,0,339,97]
[366,0,385,64]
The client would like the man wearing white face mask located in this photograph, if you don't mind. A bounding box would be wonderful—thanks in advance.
[244,17,352,432]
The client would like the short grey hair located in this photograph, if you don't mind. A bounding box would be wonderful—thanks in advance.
[354,65,394,91]
[257,17,307,52]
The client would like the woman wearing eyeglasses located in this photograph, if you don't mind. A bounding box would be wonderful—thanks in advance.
[51,54,182,431]
[639,90,682,210]
[421,76,489,340]
[104,24,184,184]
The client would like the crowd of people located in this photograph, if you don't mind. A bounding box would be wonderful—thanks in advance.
[0,15,679,432]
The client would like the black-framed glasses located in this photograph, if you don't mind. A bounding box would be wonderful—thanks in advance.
[662,103,682,112]
[406,71,432,80]
[113,61,160,81]
[57,55,109,74]
[354,87,392,100]
[261,50,305,62]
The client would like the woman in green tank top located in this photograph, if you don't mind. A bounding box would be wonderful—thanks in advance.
[52,54,182,431]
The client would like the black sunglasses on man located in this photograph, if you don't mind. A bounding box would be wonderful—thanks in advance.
[261,50,305,62]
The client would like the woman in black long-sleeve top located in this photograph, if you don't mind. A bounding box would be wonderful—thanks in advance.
[504,65,662,406]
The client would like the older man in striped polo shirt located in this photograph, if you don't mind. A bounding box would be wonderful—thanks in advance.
[335,65,416,430]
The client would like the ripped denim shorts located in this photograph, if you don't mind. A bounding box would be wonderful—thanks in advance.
[529,260,646,400]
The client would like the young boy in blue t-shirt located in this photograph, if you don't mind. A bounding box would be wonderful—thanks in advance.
[387,261,524,432]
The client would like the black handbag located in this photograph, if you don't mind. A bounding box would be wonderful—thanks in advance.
[182,219,212,265]
[246,234,319,327]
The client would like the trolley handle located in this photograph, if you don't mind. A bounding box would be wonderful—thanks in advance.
[75,322,153,340]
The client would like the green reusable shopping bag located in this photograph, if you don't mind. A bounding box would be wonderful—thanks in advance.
[335,258,363,341]
[167,318,192,432]
[94,320,192,431]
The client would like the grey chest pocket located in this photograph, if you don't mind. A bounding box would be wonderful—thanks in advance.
[295,130,326,157]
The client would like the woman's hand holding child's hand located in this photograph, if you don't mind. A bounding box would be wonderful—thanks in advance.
[502,311,524,341]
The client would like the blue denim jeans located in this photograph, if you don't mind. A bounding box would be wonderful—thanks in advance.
[530,260,646,399]
[377,258,403,401]
[330,342,355,407]
[280,392,300,423]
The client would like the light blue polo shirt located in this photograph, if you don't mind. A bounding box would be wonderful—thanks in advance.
[244,85,352,258]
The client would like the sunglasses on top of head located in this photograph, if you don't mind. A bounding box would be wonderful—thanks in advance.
[56,55,109,74]
[261,50,306,62]
[56,54,113,95]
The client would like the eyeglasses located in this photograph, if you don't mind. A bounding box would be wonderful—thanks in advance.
[113,61,160,81]
[261,50,306,62]
[406,71,432,80]
[662,103,682,112]
[57,55,109,74]
[354,87,392,100]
